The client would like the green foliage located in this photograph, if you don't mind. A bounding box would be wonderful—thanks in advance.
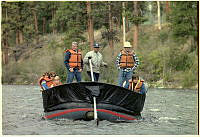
[169,2,198,44]
[181,53,198,88]
[128,15,148,25]
[168,46,193,71]
[101,29,120,45]
[125,2,148,25]
[100,62,119,84]
[1,1,198,89]
[158,31,169,44]
[182,70,197,88]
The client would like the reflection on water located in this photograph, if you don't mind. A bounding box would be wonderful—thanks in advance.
[2,85,198,135]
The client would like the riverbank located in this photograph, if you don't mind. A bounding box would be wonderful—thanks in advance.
[2,25,198,89]
[2,81,198,90]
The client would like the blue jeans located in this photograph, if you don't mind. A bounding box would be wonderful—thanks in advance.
[118,69,133,89]
[66,68,82,83]
[87,71,99,82]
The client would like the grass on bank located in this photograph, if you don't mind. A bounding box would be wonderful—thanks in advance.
[2,25,198,89]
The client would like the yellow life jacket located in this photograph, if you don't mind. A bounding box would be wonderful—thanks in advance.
[119,50,135,68]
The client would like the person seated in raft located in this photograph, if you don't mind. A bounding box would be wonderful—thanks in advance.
[49,71,57,78]
[51,76,62,87]
[38,72,53,91]
[128,75,148,94]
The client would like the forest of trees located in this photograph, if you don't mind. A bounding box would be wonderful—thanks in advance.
[1,1,198,88]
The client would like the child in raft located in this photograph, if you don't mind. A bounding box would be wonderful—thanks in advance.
[128,75,148,94]
[38,72,62,91]
[51,76,62,87]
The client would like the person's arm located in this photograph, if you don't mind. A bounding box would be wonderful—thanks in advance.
[81,58,83,69]
[139,83,147,94]
[64,51,71,71]
[131,53,140,71]
[41,80,49,90]
[83,52,90,64]
[100,54,107,67]
[116,53,122,70]
[128,79,132,90]
[101,61,107,67]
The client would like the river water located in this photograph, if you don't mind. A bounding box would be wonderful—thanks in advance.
[2,85,198,135]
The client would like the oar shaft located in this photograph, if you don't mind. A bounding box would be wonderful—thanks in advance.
[89,59,94,82]
[93,97,97,120]
[89,58,98,125]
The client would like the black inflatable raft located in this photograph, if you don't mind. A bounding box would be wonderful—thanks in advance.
[42,82,146,122]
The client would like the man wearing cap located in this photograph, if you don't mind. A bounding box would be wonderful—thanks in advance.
[116,41,140,89]
[64,42,83,83]
[83,43,107,82]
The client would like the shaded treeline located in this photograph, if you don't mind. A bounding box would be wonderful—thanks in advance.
[1,1,198,88]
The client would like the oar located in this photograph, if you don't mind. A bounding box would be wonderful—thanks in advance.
[89,58,98,126]
[89,58,94,81]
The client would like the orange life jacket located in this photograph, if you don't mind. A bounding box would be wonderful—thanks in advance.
[119,50,135,68]
[65,49,82,68]
[38,77,53,90]
[129,79,144,92]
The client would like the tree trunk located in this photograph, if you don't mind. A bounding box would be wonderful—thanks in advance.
[2,32,9,64]
[32,10,38,34]
[118,14,121,30]
[16,29,24,45]
[157,1,161,30]
[19,30,24,44]
[3,8,9,64]
[122,2,126,45]
[32,9,39,42]
[52,3,57,34]
[133,1,139,50]
[109,2,114,54]
[16,30,19,45]
[87,1,94,50]
[165,1,170,14]
[126,17,129,32]
[43,17,46,34]
[52,10,56,34]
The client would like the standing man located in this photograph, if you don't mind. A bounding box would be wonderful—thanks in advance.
[83,43,107,82]
[116,41,139,89]
[64,42,83,83]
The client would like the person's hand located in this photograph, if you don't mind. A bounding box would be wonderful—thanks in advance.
[134,89,140,93]
[69,68,74,72]
[78,69,82,72]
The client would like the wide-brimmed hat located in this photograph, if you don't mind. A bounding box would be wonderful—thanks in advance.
[72,41,78,46]
[54,76,60,80]
[124,41,132,48]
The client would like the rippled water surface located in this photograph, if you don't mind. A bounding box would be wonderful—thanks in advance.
[2,85,198,135]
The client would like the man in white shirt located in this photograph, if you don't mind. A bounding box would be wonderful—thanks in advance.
[83,43,107,82]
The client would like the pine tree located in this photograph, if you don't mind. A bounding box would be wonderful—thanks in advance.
[169,1,198,50]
